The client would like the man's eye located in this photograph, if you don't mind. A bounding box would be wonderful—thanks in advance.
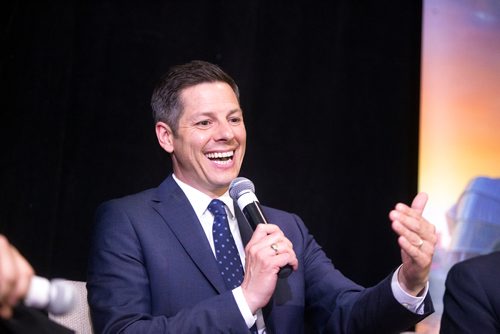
[196,120,211,127]
[229,117,242,125]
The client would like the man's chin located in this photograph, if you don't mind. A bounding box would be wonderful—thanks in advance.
[211,174,239,189]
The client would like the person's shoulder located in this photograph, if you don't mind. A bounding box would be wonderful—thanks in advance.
[97,187,159,214]
[459,251,500,266]
[261,205,307,230]
[261,204,297,219]
[450,251,500,275]
[96,175,183,215]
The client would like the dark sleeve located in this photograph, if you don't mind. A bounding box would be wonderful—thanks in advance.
[0,305,74,334]
[279,212,434,333]
[440,258,500,333]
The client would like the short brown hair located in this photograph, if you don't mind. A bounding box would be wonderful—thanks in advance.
[151,60,240,132]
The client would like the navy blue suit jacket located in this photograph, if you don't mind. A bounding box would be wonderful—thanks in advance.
[87,175,433,333]
[440,251,500,333]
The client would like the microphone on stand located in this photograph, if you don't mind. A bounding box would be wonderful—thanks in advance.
[24,276,76,315]
[229,177,293,278]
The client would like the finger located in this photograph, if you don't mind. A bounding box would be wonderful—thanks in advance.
[391,206,436,241]
[411,192,428,214]
[0,305,13,319]
[246,224,280,250]
[270,243,299,270]
[268,238,294,257]
[8,247,34,305]
[252,223,283,239]
[391,220,424,247]
[266,233,293,250]
[252,235,297,270]
[392,192,428,220]
[247,225,298,271]
[249,224,287,250]
[0,237,17,305]
[270,243,280,255]
[390,207,423,233]
[398,236,427,262]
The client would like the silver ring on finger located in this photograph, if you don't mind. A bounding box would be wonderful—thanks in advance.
[270,243,279,255]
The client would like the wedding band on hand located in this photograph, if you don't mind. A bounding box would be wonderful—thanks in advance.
[270,243,279,255]
[414,239,424,249]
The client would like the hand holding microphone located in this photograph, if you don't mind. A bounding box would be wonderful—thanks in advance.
[0,235,75,319]
[0,234,34,319]
[229,177,294,279]
[24,276,75,315]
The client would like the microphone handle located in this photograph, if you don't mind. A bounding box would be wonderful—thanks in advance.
[242,203,293,278]
[241,203,267,229]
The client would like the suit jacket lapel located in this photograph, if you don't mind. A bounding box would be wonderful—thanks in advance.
[151,176,227,294]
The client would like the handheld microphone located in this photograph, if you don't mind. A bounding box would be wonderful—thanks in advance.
[229,177,293,278]
[24,276,76,315]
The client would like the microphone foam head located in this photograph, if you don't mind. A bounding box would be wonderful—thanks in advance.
[48,279,76,315]
[229,177,255,200]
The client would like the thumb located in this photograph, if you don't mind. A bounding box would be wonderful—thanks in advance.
[411,192,428,214]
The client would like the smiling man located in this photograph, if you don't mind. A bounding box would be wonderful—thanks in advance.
[87,60,436,334]
[155,80,246,197]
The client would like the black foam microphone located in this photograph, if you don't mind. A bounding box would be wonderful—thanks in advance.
[229,177,293,278]
[24,276,76,315]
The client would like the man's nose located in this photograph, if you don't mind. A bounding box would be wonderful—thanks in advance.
[213,120,234,140]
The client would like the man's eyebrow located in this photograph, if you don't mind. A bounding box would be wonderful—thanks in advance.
[228,108,244,115]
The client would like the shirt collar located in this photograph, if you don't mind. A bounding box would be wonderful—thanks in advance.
[172,174,235,219]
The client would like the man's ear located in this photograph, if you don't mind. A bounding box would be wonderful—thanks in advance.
[155,121,174,153]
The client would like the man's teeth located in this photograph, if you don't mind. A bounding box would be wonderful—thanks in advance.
[206,152,233,159]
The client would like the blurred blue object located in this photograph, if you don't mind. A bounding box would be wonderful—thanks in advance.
[426,176,500,324]
[447,176,500,263]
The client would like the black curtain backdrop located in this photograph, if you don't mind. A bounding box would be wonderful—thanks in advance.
[1,1,422,288]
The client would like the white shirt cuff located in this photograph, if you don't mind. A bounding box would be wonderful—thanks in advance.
[391,265,428,315]
[232,287,257,328]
